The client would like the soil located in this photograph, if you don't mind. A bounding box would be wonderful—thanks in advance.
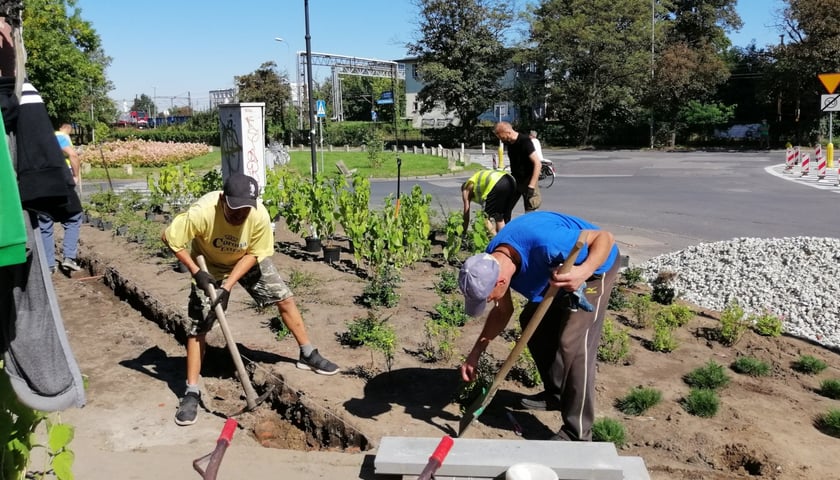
[50,220,840,480]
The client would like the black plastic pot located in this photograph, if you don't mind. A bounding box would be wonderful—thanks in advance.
[304,236,321,252]
[322,245,341,264]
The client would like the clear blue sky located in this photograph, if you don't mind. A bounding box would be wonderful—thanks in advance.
[75,0,785,112]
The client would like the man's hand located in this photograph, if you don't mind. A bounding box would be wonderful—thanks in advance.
[211,287,230,311]
[526,186,535,198]
[192,270,217,294]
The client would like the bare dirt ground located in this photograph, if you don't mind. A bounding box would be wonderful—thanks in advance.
[50,220,840,480]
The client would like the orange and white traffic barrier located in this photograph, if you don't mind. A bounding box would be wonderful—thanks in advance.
[817,144,827,180]
[785,147,795,171]
[800,153,810,176]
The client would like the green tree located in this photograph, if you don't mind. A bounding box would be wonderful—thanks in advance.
[529,0,654,145]
[235,61,293,142]
[407,0,512,142]
[130,93,155,116]
[22,0,112,128]
[678,100,735,140]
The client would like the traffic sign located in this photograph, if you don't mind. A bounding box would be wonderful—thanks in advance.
[316,99,326,118]
[818,73,840,94]
[821,94,840,112]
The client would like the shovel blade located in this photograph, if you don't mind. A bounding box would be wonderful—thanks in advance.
[457,388,490,437]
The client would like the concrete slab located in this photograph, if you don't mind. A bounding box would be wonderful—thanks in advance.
[375,437,635,480]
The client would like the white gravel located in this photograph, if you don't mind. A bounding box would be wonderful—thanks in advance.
[640,237,840,351]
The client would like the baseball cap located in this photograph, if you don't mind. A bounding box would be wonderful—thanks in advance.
[223,173,259,210]
[459,253,500,317]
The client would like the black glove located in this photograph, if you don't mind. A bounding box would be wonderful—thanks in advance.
[192,270,216,294]
[526,186,535,198]
[211,287,230,311]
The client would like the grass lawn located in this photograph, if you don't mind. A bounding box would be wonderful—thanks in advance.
[84,147,479,180]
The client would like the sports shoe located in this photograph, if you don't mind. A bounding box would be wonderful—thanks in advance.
[520,392,561,411]
[297,349,339,375]
[61,258,81,272]
[174,391,200,426]
[49,266,57,274]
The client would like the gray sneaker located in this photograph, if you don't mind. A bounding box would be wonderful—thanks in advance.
[297,349,339,375]
[174,391,200,426]
[61,258,81,272]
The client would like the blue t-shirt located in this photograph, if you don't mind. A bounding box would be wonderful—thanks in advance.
[486,211,619,302]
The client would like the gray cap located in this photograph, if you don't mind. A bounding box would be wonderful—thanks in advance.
[459,253,500,316]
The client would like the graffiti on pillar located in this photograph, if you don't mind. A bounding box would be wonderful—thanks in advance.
[244,113,261,182]
[220,116,242,173]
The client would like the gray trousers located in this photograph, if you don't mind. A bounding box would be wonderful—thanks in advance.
[519,257,620,441]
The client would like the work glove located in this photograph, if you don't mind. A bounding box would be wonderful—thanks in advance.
[192,270,217,294]
[526,186,535,198]
[211,287,230,312]
[566,283,594,312]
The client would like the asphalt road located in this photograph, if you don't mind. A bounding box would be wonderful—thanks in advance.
[371,149,838,264]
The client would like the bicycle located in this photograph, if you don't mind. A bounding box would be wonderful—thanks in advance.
[538,159,556,189]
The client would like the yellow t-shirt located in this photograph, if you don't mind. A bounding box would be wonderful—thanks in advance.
[164,191,274,278]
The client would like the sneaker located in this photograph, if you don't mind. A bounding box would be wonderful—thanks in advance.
[61,258,81,272]
[174,391,200,426]
[520,392,561,411]
[297,349,339,375]
[49,266,57,274]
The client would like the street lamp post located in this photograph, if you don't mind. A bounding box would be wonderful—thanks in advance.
[304,0,317,180]
[274,37,291,75]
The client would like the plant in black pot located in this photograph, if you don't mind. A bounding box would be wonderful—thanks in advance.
[309,173,340,263]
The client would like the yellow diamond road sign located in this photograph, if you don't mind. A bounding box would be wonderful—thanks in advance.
[818,73,840,94]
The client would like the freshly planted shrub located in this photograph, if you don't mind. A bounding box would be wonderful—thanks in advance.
[818,379,840,400]
[421,319,460,362]
[731,356,771,377]
[629,293,653,327]
[608,285,629,311]
[792,355,828,375]
[616,387,662,416]
[750,310,783,337]
[682,388,720,417]
[650,316,678,353]
[360,265,401,308]
[434,269,459,295]
[345,311,397,371]
[268,316,291,341]
[684,361,730,390]
[598,317,631,364]
[432,297,470,327]
[718,300,749,346]
[664,304,693,328]
[620,266,643,286]
[456,353,496,411]
[651,282,676,305]
[815,409,840,438]
[510,346,542,388]
[591,418,626,447]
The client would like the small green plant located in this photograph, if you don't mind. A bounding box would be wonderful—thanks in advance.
[421,319,460,362]
[718,300,749,346]
[731,356,771,377]
[818,379,840,400]
[650,271,677,305]
[814,409,840,438]
[360,265,401,308]
[345,311,397,372]
[287,267,318,291]
[598,317,631,364]
[607,285,629,311]
[268,316,291,341]
[620,266,644,286]
[456,353,496,411]
[442,210,464,264]
[434,268,459,295]
[591,418,626,447]
[510,346,542,388]
[616,387,662,416]
[684,361,730,390]
[650,315,678,352]
[664,304,693,327]
[681,388,720,417]
[750,310,784,337]
[629,293,653,327]
[792,355,828,375]
[432,296,470,327]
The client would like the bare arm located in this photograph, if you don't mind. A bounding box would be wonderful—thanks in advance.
[461,288,514,382]
[527,151,541,189]
[550,229,615,291]
[64,146,80,185]
[461,184,472,233]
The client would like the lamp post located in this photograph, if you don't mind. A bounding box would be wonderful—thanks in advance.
[650,0,655,149]
[273,37,291,75]
[304,0,317,180]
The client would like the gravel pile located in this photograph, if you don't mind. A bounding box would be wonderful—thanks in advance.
[640,236,840,351]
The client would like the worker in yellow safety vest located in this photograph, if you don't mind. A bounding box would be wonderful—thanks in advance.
[461,169,518,237]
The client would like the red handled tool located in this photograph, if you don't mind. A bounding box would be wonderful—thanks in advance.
[416,435,454,480]
[193,418,238,480]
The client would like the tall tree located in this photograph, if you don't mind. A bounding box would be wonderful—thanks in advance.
[407,0,512,142]
[235,61,293,139]
[22,0,112,126]
[529,0,654,145]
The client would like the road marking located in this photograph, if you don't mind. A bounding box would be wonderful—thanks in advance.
[766,164,840,193]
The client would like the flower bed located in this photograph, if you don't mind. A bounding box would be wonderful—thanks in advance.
[79,139,210,167]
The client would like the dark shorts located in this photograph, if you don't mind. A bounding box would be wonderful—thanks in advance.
[186,258,293,336]
[484,174,517,223]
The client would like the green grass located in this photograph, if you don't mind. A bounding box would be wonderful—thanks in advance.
[792,355,828,375]
[684,361,730,390]
[681,388,720,417]
[731,356,771,377]
[818,379,840,400]
[591,418,626,446]
[815,409,840,438]
[616,387,662,415]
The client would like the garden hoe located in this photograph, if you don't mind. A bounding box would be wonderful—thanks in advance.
[196,256,274,417]
[457,231,588,438]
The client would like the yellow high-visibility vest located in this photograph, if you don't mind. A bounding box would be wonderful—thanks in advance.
[466,170,507,205]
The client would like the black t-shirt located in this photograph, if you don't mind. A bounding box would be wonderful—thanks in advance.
[506,132,536,183]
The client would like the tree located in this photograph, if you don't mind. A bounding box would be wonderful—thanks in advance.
[407,0,512,142]
[235,61,293,142]
[22,0,112,128]
[529,0,654,145]
[130,94,155,115]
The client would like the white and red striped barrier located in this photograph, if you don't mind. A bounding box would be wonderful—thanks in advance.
[800,153,810,176]
[785,147,795,171]
[817,144,827,179]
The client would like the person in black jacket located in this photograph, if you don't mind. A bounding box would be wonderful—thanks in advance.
[494,122,541,212]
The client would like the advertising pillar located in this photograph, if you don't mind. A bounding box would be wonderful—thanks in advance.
[219,103,266,190]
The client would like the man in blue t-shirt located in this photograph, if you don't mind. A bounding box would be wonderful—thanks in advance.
[458,211,620,442]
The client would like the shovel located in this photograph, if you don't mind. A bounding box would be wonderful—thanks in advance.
[193,417,238,480]
[457,231,588,437]
[196,255,273,416]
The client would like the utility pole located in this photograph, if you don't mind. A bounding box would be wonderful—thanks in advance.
[304,0,317,180]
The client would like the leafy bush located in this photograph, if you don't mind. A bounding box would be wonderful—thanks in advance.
[651,282,676,305]
[750,310,784,337]
[607,286,629,311]
[718,300,749,346]
[345,311,397,371]
[434,269,459,295]
[792,355,828,375]
[815,409,840,438]
[456,353,496,411]
[684,361,730,390]
[598,317,631,364]
[731,356,771,377]
[510,346,542,388]
[591,418,626,447]
[620,266,643,286]
[818,379,840,400]
[421,319,460,362]
[650,316,678,352]
[360,265,401,308]
[629,293,653,328]
[616,387,662,416]
[432,297,470,327]
[682,388,720,417]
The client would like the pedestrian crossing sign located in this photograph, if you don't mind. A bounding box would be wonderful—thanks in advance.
[316,99,326,117]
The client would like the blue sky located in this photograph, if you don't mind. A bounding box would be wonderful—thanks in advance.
[75,0,785,112]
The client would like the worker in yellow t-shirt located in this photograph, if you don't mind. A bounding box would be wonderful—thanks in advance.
[461,169,517,236]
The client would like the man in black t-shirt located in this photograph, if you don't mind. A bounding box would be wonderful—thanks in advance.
[494,122,541,212]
